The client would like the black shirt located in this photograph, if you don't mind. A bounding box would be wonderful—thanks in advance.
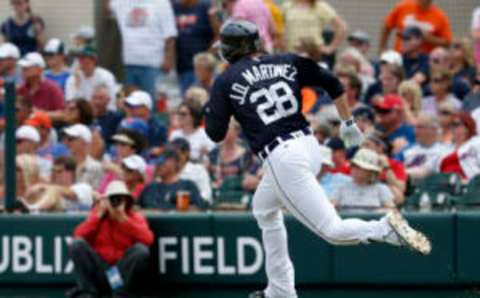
[204,53,344,154]
[138,179,205,210]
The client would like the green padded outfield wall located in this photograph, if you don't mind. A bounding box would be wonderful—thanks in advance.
[0,211,474,285]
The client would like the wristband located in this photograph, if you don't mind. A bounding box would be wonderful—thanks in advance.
[344,118,355,127]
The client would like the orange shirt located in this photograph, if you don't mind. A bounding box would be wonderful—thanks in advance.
[384,0,452,53]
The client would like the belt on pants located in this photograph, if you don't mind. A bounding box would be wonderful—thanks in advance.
[257,127,313,162]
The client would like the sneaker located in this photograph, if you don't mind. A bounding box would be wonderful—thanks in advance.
[249,291,266,298]
[385,209,432,255]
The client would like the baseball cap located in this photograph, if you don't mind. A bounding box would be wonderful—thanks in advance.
[16,125,40,143]
[18,52,46,69]
[119,118,149,138]
[122,154,147,176]
[111,133,136,146]
[125,90,153,110]
[374,94,404,110]
[400,26,423,40]
[77,45,97,59]
[353,105,375,123]
[24,111,52,129]
[348,30,370,44]
[380,50,403,66]
[72,26,95,40]
[170,138,191,153]
[326,137,345,151]
[351,148,382,172]
[154,147,179,165]
[64,124,92,143]
[105,180,133,200]
[43,38,65,55]
[0,42,20,59]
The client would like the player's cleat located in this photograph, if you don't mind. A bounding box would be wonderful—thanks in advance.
[248,291,266,298]
[385,209,432,255]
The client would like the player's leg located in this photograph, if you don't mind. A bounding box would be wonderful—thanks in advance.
[252,171,297,298]
[265,136,427,248]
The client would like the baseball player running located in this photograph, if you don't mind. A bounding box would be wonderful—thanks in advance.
[203,20,431,298]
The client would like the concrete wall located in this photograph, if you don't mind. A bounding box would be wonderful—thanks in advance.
[0,0,477,56]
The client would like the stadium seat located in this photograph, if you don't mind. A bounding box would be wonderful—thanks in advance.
[453,175,480,208]
[405,173,461,210]
[213,175,251,210]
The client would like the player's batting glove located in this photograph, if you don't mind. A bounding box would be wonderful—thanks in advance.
[339,118,365,148]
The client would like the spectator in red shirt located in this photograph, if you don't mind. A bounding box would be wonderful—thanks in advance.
[69,180,154,298]
[17,52,65,111]
[326,138,351,175]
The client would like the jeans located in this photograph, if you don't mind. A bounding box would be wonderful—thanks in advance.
[125,65,163,100]
[69,239,150,298]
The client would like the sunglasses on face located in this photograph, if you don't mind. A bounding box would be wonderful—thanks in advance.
[450,121,464,128]
[375,108,392,115]
[439,110,452,116]
[177,111,190,117]
[64,136,77,142]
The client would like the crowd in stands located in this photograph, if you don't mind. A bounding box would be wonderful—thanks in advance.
[0,0,480,214]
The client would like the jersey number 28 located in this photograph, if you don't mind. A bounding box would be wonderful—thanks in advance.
[250,81,299,125]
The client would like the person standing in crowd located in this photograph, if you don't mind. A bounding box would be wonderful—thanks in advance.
[282,0,347,57]
[0,42,22,85]
[138,148,205,210]
[69,180,153,298]
[472,6,480,67]
[43,38,70,92]
[379,0,452,54]
[63,124,104,189]
[0,0,46,55]
[17,52,65,111]
[65,46,117,110]
[109,0,178,99]
[124,90,167,154]
[173,0,216,94]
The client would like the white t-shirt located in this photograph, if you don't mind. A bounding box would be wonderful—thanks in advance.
[169,128,216,161]
[65,67,117,110]
[331,177,394,210]
[110,0,178,67]
[458,136,480,180]
[471,106,480,134]
[403,142,452,174]
[421,94,462,116]
[180,162,212,203]
[64,183,94,211]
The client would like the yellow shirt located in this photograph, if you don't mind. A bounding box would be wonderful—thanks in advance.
[264,0,285,34]
[282,0,337,52]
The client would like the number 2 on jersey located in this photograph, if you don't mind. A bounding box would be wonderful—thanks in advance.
[250,81,299,125]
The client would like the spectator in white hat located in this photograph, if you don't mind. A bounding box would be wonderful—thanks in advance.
[65,46,117,110]
[330,148,395,211]
[43,38,70,92]
[0,42,22,85]
[124,90,167,152]
[16,125,52,180]
[17,52,65,111]
[63,123,104,189]
[121,154,147,199]
[71,26,95,50]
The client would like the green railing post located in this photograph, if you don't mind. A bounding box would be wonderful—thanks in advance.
[4,82,16,212]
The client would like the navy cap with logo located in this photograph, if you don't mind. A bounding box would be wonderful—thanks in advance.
[154,147,179,166]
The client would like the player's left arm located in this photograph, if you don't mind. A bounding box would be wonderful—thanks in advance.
[203,77,233,142]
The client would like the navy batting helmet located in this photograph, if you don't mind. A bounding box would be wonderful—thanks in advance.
[218,19,261,64]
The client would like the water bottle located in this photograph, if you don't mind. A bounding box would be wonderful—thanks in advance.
[419,192,431,212]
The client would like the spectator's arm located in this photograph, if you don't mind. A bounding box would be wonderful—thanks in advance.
[118,214,154,246]
[322,15,347,55]
[161,37,175,73]
[74,210,103,240]
[422,31,450,48]
[384,168,406,205]
[378,24,392,55]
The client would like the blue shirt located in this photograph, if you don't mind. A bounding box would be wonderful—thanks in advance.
[1,17,43,55]
[44,70,71,92]
[403,54,429,80]
[174,1,214,73]
[386,123,416,146]
[147,117,167,147]
[94,111,124,147]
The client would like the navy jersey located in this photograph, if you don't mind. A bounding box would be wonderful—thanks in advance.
[204,54,344,154]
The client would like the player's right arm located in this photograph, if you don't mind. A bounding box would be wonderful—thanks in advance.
[203,76,234,142]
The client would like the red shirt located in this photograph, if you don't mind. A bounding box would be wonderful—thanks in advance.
[380,159,407,182]
[74,208,154,264]
[329,162,351,175]
[17,79,65,111]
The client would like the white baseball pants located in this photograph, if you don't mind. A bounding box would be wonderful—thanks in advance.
[252,134,393,298]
